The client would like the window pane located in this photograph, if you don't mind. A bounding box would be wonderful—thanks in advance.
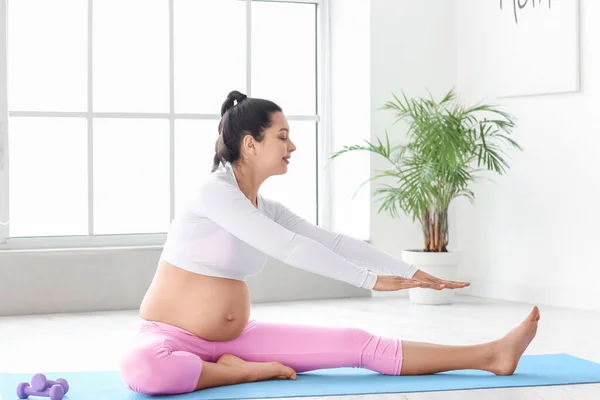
[8,0,87,111]
[174,120,219,215]
[8,118,88,237]
[93,0,169,113]
[251,2,316,115]
[174,0,246,114]
[260,121,317,224]
[93,119,170,234]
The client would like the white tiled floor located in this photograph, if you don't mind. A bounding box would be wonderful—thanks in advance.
[1,296,599,399]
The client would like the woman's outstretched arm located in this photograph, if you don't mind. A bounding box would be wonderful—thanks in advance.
[192,178,379,289]
[261,197,418,278]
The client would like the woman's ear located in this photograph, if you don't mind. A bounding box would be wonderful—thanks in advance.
[241,133,257,156]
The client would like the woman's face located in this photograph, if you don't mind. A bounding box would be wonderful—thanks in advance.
[252,111,296,176]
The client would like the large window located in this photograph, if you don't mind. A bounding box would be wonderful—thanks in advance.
[0,0,326,249]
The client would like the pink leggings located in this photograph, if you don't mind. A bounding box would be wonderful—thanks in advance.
[119,319,404,395]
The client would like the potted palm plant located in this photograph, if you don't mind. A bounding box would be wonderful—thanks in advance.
[330,89,521,304]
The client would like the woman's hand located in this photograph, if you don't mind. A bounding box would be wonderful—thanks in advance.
[372,270,470,292]
[372,275,446,291]
[411,269,470,290]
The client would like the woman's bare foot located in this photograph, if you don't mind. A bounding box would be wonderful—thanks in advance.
[489,306,541,375]
[217,354,297,382]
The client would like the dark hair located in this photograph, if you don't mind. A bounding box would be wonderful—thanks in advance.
[212,90,283,172]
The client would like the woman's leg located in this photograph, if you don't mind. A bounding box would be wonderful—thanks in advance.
[216,306,541,377]
[195,356,296,390]
[121,307,540,394]
[119,320,296,394]
[216,321,404,375]
[120,334,205,395]
[402,306,540,375]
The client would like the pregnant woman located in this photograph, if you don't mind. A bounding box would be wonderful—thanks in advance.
[119,90,540,395]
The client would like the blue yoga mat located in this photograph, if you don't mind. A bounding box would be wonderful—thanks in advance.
[1,354,599,400]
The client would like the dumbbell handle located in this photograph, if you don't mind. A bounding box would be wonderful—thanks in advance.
[47,378,68,389]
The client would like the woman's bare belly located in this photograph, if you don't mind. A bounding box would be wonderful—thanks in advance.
[139,260,251,342]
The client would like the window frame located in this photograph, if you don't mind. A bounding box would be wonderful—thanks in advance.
[0,0,331,251]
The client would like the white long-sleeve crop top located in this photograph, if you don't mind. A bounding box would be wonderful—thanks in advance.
[159,162,418,290]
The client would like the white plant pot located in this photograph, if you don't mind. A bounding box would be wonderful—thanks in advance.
[402,250,462,305]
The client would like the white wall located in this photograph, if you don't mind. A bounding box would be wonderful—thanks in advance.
[455,0,600,311]
[368,0,458,298]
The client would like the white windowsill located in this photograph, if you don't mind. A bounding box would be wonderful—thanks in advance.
[0,244,164,254]
[0,233,168,253]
